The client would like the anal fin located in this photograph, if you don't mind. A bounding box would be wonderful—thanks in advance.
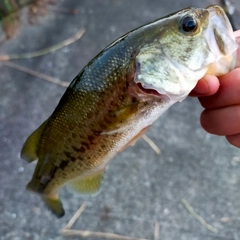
[68,171,105,195]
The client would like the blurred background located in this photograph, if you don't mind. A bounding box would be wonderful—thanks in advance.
[0,0,240,239]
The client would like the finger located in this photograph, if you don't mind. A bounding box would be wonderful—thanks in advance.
[234,30,240,38]
[200,105,240,136]
[235,36,240,68]
[199,68,240,109]
[189,75,219,97]
[226,134,240,148]
[234,30,240,68]
[190,30,240,98]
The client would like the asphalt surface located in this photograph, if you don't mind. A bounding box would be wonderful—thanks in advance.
[0,0,240,240]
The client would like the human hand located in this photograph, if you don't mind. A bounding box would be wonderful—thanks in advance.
[190,30,240,148]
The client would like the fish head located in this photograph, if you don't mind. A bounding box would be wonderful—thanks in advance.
[135,5,238,101]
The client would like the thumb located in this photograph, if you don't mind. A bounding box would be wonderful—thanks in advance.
[234,30,240,68]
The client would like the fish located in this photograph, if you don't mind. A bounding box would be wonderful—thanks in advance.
[21,5,238,218]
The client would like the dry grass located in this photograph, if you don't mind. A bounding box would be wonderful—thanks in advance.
[61,203,160,240]
[181,199,218,233]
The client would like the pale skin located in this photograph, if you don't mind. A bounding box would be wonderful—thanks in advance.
[190,30,240,148]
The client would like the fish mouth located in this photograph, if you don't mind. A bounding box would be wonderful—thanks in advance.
[207,5,234,56]
[128,73,166,99]
[204,5,238,74]
[136,82,163,97]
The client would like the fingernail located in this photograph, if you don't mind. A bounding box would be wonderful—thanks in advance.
[195,80,209,94]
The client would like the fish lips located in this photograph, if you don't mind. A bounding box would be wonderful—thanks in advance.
[205,5,238,74]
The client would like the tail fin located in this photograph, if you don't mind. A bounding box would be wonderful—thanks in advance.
[27,180,65,218]
[42,195,65,218]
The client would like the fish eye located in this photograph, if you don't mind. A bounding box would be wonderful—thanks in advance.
[180,15,198,33]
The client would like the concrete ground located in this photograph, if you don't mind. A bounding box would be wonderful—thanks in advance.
[0,0,240,239]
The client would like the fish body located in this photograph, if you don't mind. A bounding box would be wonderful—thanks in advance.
[21,5,237,217]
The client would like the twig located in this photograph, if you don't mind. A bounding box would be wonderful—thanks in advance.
[44,7,79,15]
[181,199,218,233]
[1,61,69,87]
[61,229,149,240]
[154,222,160,240]
[63,202,88,230]
[142,134,161,155]
[0,28,85,61]
[220,217,231,223]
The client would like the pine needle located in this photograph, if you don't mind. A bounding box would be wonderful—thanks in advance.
[181,199,218,234]
[0,28,85,61]
[63,202,88,230]
[1,61,69,87]
[154,222,160,240]
[142,134,161,155]
[61,229,149,240]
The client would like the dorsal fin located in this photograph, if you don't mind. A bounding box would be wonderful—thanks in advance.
[21,120,48,162]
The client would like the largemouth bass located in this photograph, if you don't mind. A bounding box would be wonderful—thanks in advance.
[21,5,238,217]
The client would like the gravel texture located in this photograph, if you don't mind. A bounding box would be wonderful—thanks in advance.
[0,0,240,239]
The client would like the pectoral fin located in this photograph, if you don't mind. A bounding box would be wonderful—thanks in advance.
[100,102,139,134]
[41,194,65,218]
[21,120,48,162]
[68,171,105,195]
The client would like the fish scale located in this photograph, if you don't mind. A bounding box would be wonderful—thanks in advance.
[21,5,237,217]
